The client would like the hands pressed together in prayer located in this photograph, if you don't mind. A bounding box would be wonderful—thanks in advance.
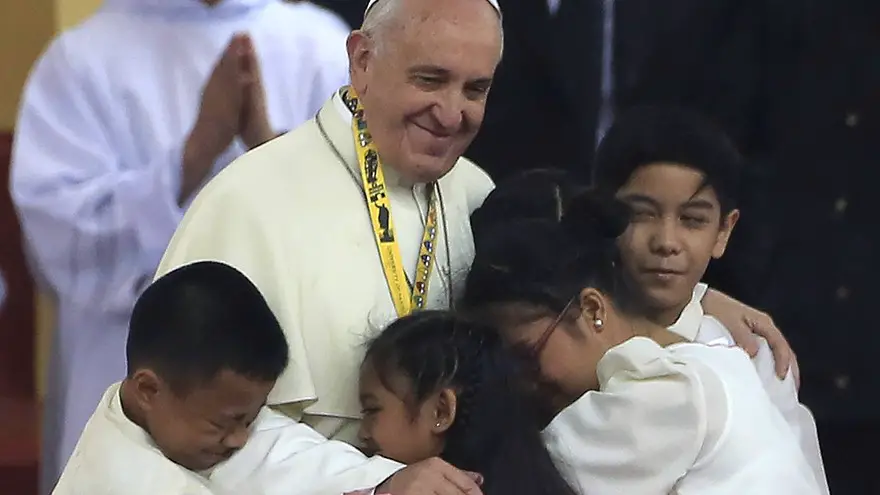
[180,33,274,204]
[703,288,799,386]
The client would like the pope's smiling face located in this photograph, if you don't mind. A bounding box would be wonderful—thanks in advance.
[347,0,502,184]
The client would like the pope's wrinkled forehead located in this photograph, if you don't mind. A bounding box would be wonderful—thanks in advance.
[365,0,502,18]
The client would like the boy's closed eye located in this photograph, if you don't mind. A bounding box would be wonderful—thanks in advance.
[630,209,656,221]
[681,214,710,228]
[207,409,259,431]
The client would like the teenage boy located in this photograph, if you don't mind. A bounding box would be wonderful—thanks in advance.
[592,106,825,491]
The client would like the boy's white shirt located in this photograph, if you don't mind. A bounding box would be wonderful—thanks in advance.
[52,383,403,495]
[667,283,828,493]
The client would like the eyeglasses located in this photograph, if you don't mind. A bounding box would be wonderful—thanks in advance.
[508,296,578,427]
[525,296,577,359]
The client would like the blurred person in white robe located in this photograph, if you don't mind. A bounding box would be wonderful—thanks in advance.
[54,261,405,495]
[10,0,351,490]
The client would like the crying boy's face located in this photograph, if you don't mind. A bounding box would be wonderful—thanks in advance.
[140,368,273,471]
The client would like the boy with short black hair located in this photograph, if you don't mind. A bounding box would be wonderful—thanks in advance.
[121,259,289,474]
[593,105,826,491]
[53,261,401,495]
[591,105,742,328]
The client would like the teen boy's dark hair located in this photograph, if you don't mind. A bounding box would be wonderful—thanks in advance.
[126,261,288,394]
[592,105,744,215]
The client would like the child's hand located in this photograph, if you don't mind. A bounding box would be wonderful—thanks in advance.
[377,457,483,495]
[703,288,798,384]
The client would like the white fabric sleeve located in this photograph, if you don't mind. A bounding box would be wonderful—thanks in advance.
[543,338,706,495]
[212,409,402,495]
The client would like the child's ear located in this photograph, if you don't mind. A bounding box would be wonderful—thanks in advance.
[130,369,163,411]
[431,388,458,434]
[577,288,608,336]
[712,208,740,258]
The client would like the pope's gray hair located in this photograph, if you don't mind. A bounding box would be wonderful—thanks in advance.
[361,0,503,57]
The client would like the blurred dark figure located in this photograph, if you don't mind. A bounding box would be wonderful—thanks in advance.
[307,0,365,29]
[466,0,759,185]
[466,0,599,183]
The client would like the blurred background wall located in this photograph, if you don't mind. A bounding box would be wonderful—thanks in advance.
[0,1,100,491]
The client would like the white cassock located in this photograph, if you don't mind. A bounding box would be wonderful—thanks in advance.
[53,383,402,495]
[155,91,495,443]
[10,0,350,488]
[544,285,826,494]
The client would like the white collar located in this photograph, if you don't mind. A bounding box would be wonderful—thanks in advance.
[108,382,162,453]
[110,382,216,478]
[332,89,353,124]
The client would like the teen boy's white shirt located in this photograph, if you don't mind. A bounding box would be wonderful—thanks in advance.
[53,383,402,495]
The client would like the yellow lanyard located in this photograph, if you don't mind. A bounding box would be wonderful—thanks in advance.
[343,86,439,317]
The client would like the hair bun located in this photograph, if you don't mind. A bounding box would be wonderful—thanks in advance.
[470,168,584,241]
[560,189,629,244]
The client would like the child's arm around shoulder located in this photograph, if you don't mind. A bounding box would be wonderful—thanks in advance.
[212,408,402,495]
[544,338,708,495]
[700,285,796,379]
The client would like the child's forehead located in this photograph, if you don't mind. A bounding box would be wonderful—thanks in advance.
[360,359,409,394]
[181,371,271,411]
[619,162,720,206]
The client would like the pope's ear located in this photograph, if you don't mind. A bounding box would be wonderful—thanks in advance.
[347,30,375,92]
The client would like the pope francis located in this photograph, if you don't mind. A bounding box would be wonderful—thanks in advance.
[156,0,501,450]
